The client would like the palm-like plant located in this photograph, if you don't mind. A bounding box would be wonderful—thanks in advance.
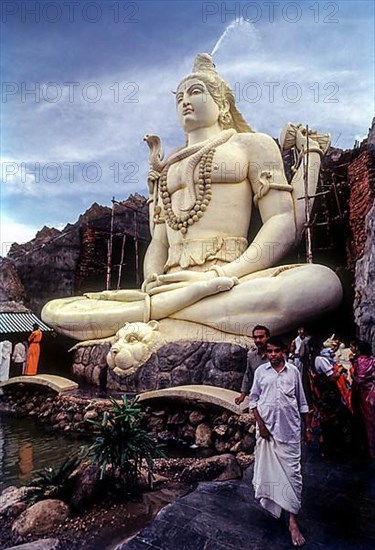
[84,395,165,488]
[25,454,81,505]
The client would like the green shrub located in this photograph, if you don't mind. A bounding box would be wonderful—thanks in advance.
[25,454,81,505]
[83,395,165,489]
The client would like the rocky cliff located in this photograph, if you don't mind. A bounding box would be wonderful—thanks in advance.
[0,258,28,305]
[6,194,150,315]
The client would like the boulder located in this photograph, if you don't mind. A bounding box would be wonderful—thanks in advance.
[0,486,36,516]
[211,343,247,372]
[82,347,91,366]
[157,373,171,388]
[188,410,206,426]
[213,424,228,437]
[213,440,227,453]
[171,366,191,386]
[167,411,186,425]
[74,340,249,392]
[139,469,168,488]
[241,434,256,454]
[91,365,101,386]
[230,441,243,453]
[147,415,165,431]
[83,409,98,422]
[71,464,101,510]
[54,412,66,423]
[210,454,242,481]
[181,424,195,441]
[6,501,28,519]
[12,499,69,537]
[195,423,212,448]
[181,454,242,482]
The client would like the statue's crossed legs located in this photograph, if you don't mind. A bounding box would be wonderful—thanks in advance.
[41,264,342,341]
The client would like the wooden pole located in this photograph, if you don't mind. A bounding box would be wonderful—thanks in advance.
[331,180,343,218]
[106,196,116,290]
[303,126,313,263]
[117,234,127,290]
[134,210,140,287]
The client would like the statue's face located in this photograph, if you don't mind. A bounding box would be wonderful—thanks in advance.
[176,78,220,132]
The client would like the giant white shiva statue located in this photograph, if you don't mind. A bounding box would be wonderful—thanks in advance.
[42,53,342,344]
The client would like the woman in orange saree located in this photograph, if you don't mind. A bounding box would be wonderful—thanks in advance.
[25,323,42,376]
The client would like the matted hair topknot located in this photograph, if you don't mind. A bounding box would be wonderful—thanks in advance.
[192,53,217,74]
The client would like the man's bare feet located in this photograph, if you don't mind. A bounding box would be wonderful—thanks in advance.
[289,514,305,546]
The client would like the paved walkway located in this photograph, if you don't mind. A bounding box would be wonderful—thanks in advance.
[118,445,375,550]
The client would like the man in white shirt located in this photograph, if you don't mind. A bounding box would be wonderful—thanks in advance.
[250,336,309,547]
[0,340,12,382]
[12,341,27,377]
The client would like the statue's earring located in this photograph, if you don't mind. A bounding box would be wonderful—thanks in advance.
[219,110,232,128]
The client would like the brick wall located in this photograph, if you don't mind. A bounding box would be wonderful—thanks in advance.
[347,149,375,271]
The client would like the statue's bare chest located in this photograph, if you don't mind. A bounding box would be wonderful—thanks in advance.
[167,142,248,194]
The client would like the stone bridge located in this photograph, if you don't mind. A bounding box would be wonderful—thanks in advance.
[0,374,78,394]
[137,385,249,414]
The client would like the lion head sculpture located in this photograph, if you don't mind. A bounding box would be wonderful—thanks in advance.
[106,321,165,377]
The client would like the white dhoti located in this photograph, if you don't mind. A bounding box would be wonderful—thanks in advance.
[252,436,302,518]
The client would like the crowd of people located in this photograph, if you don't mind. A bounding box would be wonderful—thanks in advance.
[0,323,43,382]
[0,318,373,546]
[235,325,375,547]
[236,325,375,460]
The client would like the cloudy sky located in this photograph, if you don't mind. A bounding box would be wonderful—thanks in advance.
[1,0,374,254]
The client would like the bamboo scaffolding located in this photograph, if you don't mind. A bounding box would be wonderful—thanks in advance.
[117,234,127,290]
[106,196,116,290]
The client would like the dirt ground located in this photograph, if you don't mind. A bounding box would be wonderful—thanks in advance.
[0,455,253,550]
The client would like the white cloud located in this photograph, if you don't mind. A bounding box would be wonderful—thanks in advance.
[0,214,39,255]
[212,18,373,147]
[1,3,373,235]
[1,157,41,196]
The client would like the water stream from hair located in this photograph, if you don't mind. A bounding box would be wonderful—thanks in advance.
[211,16,259,57]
